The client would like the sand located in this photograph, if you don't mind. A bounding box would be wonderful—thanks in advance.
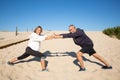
[0,31,120,80]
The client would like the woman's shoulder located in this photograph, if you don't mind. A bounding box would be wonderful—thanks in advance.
[30,33,45,37]
[31,32,39,36]
[29,33,37,37]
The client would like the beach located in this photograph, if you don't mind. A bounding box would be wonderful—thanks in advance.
[0,31,120,80]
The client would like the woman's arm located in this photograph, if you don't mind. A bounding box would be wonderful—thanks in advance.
[45,35,54,40]
[29,33,45,41]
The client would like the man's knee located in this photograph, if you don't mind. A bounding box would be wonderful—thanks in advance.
[76,51,83,57]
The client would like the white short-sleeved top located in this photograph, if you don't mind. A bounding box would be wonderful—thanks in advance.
[28,33,46,51]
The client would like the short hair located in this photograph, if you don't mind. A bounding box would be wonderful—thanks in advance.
[69,24,76,28]
[34,26,43,33]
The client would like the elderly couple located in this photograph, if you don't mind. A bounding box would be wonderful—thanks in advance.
[8,25,112,72]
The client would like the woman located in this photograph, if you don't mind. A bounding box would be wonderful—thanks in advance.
[8,26,52,71]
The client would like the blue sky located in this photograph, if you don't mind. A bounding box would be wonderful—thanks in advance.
[0,0,120,31]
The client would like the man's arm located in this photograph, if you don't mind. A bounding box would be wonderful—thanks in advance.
[54,33,74,38]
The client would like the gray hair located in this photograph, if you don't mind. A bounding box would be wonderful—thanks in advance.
[69,24,76,28]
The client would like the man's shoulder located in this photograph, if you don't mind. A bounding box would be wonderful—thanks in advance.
[77,28,83,32]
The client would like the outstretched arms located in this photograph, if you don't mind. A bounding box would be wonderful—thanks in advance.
[52,33,63,39]
[45,35,54,40]
[45,33,67,40]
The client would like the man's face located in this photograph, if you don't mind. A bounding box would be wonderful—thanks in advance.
[69,26,76,33]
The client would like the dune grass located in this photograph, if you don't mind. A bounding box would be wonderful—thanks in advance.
[103,26,120,39]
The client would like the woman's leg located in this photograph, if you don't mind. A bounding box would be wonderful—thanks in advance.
[40,59,46,70]
[9,57,18,63]
[9,53,30,63]
[8,47,31,63]
[30,51,47,70]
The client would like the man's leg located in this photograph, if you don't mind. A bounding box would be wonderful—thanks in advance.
[92,53,112,68]
[76,51,85,69]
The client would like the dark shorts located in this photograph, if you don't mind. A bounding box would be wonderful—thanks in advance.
[80,45,96,56]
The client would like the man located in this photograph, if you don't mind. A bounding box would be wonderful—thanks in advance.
[53,24,112,71]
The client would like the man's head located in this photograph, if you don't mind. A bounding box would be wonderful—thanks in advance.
[68,24,77,33]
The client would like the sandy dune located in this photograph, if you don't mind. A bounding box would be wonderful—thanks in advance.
[0,31,120,80]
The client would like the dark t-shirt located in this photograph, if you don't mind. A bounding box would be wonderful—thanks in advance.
[61,28,93,47]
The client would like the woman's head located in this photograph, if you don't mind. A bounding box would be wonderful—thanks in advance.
[34,26,43,35]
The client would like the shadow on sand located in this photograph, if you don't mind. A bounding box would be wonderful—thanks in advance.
[65,51,104,68]
[13,51,104,68]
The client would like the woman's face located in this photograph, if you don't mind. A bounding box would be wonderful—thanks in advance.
[36,28,42,35]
